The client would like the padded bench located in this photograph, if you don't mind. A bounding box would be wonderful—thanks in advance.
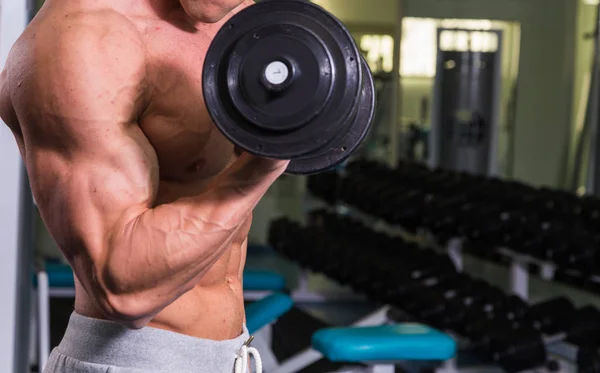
[36,263,75,288]
[246,292,294,334]
[270,324,457,373]
[313,324,456,362]
[244,270,287,292]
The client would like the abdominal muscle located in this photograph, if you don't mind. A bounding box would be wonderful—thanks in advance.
[74,234,249,341]
[148,230,249,341]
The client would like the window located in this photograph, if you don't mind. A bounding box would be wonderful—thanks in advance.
[359,18,496,78]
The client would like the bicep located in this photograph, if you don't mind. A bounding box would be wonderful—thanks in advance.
[7,12,155,256]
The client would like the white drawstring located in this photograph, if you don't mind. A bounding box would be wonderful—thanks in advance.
[235,343,262,373]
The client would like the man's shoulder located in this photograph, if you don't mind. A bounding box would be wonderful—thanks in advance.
[35,8,144,54]
[9,8,147,88]
[8,7,145,77]
[6,8,149,124]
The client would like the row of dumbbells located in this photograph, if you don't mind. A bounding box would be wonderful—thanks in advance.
[269,211,600,373]
[352,159,600,233]
[355,160,600,242]
[307,161,600,273]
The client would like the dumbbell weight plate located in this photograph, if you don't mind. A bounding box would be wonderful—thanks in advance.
[527,296,575,334]
[203,0,375,175]
[578,346,600,373]
[567,306,600,346]
[490,330,548,373]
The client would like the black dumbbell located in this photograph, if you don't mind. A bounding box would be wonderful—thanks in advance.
[488,326,548,373]
[566,306,600,346]
[452,283,520,334]
[268,218,302,254]
[339,173,373,207]
[578,345,600,373]
[466,317,539,365]
[485,303,600,373]
[307,172,340,204]
[384,190,427,230]
[581,196,600,231]
[552,233,599,272]
[376,260,458,306]
[420,197,466,239]
[203,0,375,175]
[400,273,477,325]
[462,296,560,373]
[465,296,572,341]
[351,245,445,296]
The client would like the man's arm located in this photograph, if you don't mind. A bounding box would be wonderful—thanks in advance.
[7,12,287,328]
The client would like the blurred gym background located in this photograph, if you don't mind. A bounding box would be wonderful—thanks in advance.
[9,0,600,372]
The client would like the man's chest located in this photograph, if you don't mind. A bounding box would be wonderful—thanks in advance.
[137,22,236,192]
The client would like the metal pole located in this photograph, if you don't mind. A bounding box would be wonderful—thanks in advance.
[0,0,33,372]
[389,0,405,167]
[447,238,463,272]
[586,4,600,195]
[510,259,529,300]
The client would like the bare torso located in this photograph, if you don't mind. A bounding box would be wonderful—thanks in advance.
[1,0,255,340]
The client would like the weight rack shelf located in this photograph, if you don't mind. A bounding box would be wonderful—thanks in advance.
[306,160,600,297]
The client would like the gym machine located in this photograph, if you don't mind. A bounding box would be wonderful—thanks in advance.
[429,28,503,176]
[0,1,36,373]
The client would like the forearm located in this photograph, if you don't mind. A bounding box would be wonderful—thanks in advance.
[102,196,247,322]
[100,159,281,324]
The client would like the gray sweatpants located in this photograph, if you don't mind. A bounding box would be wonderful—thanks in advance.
[43,312,251,373]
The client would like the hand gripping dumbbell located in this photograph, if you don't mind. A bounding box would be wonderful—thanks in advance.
[203,0,375,175]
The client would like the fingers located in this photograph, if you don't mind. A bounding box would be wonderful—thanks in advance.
[225,152,289,186]
[210,152,288,202]
[202,153,289,229]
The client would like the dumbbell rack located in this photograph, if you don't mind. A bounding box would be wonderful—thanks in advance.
[303,178,597,373]
[442,240,591,369]
[274,205,585,373]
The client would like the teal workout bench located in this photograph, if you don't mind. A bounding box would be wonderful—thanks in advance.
[257,321,456,373]
[245,299,456,373]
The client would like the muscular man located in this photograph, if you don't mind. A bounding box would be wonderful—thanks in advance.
[0,0,289,372]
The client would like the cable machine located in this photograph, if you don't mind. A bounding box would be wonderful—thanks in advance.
[429,28,503,176]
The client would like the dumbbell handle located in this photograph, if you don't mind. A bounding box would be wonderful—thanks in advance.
[463,331,566,354]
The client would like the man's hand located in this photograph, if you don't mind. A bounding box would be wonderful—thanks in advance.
[201,153,289,228]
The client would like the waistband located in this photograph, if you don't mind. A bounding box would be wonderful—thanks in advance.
[56,312,250,372]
